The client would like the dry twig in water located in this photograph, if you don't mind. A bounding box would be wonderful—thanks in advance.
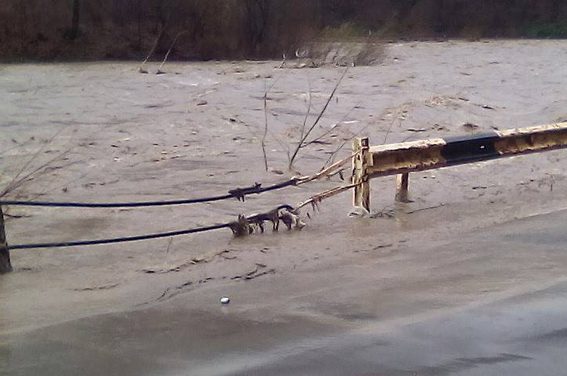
[260,78,281,171]
[302,103,359,148]
[138,23,167,74]
[288,68,348,170]
[156,31,186,74]
[295,183,358,212]
[295,153,354,185]
[261,82,269,171]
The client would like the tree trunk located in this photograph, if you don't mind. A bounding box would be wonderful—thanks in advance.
[69,0,80,40]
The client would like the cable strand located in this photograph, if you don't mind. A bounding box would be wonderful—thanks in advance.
[7,223,230,250]
[0,179,298,208]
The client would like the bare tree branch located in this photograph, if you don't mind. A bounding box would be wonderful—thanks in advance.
[288,68,348,170]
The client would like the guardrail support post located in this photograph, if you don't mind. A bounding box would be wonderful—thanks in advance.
[395,173,410,202]
[352,137,370,211]
[0,206,13,274]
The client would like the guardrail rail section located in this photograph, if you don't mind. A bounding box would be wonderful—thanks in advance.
[352,122,567,210]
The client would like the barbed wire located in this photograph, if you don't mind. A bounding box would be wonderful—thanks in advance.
[0,153,354,209]
[7,222,230,250]
[5,201,298,250]
[2,155,356,251]
[5,182,360,251]
[0,179,299,208]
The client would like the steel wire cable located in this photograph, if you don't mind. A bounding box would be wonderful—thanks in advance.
[0,179,298,208]
[7,222,230,250]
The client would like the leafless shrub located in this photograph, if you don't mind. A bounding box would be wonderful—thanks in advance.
[0,130,81,202]
[303,39,386,67]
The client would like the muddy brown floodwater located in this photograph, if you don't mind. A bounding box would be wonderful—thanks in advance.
[1,40,567,375]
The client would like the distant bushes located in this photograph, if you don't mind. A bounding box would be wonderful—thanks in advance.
[525,22,567,38]
[0,0,566,61]
[0,0,321,60]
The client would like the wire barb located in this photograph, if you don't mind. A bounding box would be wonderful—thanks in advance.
[228,182,262,201]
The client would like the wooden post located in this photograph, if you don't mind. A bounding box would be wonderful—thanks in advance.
[0,206,13,274]
[395,173,410,202]
[352,137,371,211]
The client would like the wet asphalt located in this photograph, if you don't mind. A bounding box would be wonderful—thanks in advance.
[2,210,567,376]
[222,280,567,376]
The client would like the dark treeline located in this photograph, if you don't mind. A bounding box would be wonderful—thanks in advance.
[1,0,566,60]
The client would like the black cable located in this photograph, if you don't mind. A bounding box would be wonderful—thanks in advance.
[0,194,233,208]
[0,178,298,208]
[7,223,230,250]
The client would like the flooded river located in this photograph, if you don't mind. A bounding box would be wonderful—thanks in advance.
[1,40,567,375]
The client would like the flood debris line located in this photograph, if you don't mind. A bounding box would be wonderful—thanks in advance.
[231,263,275,281]
[72,282,120,292]
[228,204,307,237]
[151,280,195,304]
[352,122,567,211]
[141,249,237,274]
[146,262,276,304]
[145,263,276,306]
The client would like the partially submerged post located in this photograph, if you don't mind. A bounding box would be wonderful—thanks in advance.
[0,206,13,274]
[352,137,371,212]
[395,173,410,202]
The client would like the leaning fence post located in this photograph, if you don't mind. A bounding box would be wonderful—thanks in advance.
[0,206,13,274]
[395,173,410,202]
[352,137,371,212]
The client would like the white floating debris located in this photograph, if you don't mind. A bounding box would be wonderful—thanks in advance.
[220,296,230,305]
[348,206,370,218]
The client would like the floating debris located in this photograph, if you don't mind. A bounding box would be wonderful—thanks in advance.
[220,296,230,304]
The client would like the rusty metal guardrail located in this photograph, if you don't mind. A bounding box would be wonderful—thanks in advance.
[352,122,567,210]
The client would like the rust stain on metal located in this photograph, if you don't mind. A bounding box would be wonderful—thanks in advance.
[368,143,446,178]
[495,123,567,155]
[369,138,446,153]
